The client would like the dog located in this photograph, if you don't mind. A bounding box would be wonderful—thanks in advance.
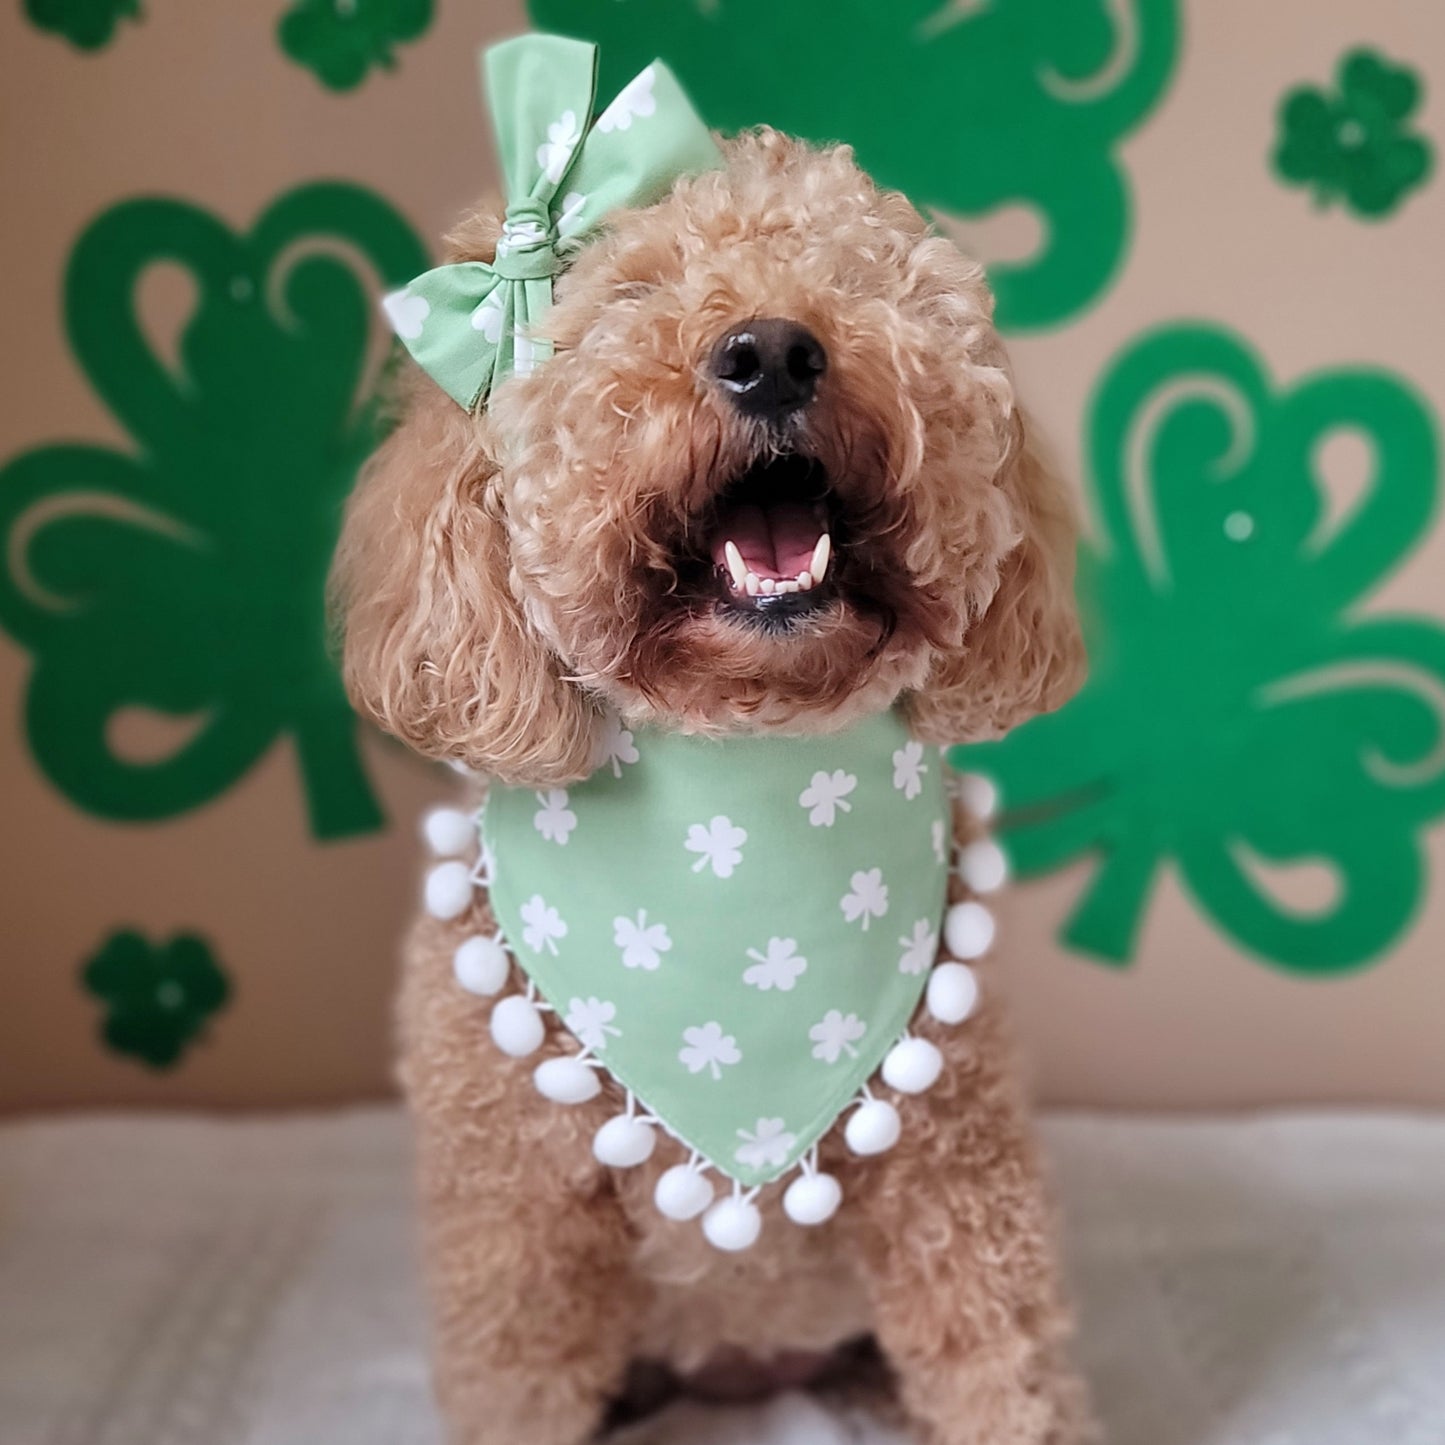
[332,120,1089,1445]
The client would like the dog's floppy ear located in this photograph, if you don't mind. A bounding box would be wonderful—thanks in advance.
[331,382,599,786]
[905,414,1086,743]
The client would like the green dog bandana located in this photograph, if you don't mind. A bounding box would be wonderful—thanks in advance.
[382,34,721,410]
[422,710,997,1252]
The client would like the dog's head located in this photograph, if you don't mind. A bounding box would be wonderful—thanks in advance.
[333,131,1084,785]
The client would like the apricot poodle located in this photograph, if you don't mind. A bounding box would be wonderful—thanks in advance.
[333,126,1090,1445]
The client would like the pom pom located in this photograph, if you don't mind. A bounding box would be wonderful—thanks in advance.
[845,1099,901,1156]
[592,1114,656,1168]
[423,807,476,857]
[956,838,1008,894]
[782,1172,842,1226]
[955,772,999,821]
[702,1195,762,1252]
[654,1164,715,1221]
[490,995,544,1057]
[927,962,980,1025]
[533,1056,601,1104]
[943,901,995,960]
[453,935,509,996]
[424,861,474,920]
[881,1036,943,1095]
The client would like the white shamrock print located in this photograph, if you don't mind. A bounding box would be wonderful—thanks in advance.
[470,292,504,343]
[381,288,429,340]
[512,334,539,377]
[734,1117,797,1170]
[613,910,672,971]
[840,868,889,930]
[892,740,928,799]
[743,937,808,992]
[685,815,747,878]
[496,218,545,257]
[554,190,588,240]
[810,1010,867,1064]
[536,109,582,183]
[897,918,939,976]
[931,817,949,865]
[596,65,658,134]
[533,789,577,845]
[798,768,857,827]
[519,894,567,955]
[679,1021,741,1080]
[594,712,639,778]
[565,996,619,1052]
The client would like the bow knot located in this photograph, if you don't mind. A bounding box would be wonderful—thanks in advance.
[492,197,560,282]
[381,35,721,411]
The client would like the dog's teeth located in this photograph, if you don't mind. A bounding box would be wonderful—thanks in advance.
[810,533,832,583]
[796,571,813,591]
[723,540,749,590]
[777,580,798,594]
[760,577,777,595]
[744,571,762,597]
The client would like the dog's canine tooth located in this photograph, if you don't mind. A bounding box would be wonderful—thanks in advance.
[760,577,777,594]
[796,571,813,591]
[810,533,831,583]
[744,571,762,597]
[723,540,749,589]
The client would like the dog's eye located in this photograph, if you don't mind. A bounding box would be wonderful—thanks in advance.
[614,280,658,302]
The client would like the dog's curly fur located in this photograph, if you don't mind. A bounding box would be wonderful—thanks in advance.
[333,130,1091,1445]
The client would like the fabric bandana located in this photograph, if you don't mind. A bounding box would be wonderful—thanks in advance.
[381,34,722,411]
[422,711,999,1252]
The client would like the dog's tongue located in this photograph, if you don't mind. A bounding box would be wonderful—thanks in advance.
[711,501,822,581]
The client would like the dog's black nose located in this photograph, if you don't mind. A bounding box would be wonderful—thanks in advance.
[710,319,826,419]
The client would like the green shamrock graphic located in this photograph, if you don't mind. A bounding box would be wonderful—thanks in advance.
[279,0,433,91]
[23,0,141,51]
[528,0,1179,330]
[0,183,428,838]
[1274,47,1434,218]
[957,323,1444,973]
[82,929,231,1069]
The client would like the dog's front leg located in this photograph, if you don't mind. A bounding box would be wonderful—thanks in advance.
[402,916,642,1445]
[415,1106,640,1445]
[850,1011,1093,1445]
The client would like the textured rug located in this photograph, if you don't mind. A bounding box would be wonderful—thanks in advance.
[3,1109,1443,1445]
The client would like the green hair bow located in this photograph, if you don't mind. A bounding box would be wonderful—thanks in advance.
[382,34,721,411]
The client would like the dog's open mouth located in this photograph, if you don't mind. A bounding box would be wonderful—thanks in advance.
[702,453,836,622]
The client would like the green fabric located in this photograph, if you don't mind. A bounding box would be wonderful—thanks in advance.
[483,710,950,1187]
[385,34,721,410]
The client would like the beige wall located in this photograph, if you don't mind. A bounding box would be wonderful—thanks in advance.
[2,1,1442,1111]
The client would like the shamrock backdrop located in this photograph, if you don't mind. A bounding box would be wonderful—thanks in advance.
[1,1,1443,1110]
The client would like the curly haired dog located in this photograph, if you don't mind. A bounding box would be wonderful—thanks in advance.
[333,128,1089,1445]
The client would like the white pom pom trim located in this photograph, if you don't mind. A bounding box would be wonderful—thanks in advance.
[655,1158,716,1221]
[423,806,478,857]
[943,900,995,959]
[702,1188,763,1252]
[424,860,474,921]
[954,772,999,822]
[956,837,1008,894]
[453,934,510,996]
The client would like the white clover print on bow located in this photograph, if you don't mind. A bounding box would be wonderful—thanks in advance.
[381,34,720,410]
